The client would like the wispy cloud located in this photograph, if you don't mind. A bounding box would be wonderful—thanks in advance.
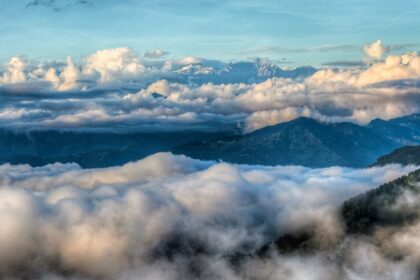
[25,0,93,12]
[144,49,170,59]
[321,60,365,67]
[240,43,420,56]
[239,44,360,55]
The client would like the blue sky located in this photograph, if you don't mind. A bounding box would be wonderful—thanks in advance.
[1,0,420,66]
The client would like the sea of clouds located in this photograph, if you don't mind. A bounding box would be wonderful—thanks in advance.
[0,152,419,279]
[1,40,420,279]
[0,41,419,132]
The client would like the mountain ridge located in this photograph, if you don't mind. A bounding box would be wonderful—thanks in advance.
[342,168,420,234]
[173,114,420,168]
[0,114,418,168]
[172,61,316,85]
[372,145,420,166]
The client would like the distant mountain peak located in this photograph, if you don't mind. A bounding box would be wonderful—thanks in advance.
[171,60,317,85]
[175,64,216,75]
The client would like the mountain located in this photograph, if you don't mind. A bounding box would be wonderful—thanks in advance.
[368,113,420,145]
[341,168,420,234]
[230,168,420,261]
[173,61,316,85]
[0,130,232,168]
[373,145,420,166]
[173,115,420,168]
[1,114,418,169]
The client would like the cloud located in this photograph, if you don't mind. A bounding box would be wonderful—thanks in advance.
[0,72,419,132]
[240,44,361,56]
[1,56,28,84]
[177,56,203,65]
[321,60,365,67]
[82,47,146,85]
[25,0,93,12]
[309,52,420,87]
[144,49,170,59]
[0,152,416,279]
[242,42,419,57]
[363,40,390,63]
[3,45,420,92]
[0,46,419,132]
[58,56,82,90]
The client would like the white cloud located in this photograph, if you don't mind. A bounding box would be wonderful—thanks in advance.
[0,152,417,279]
[363,40,389,63]
[0,48,154,91]
[0,72,418,132]
[1,44,419,93]
[82,47,146,84]
[177,56,203,65]
[310,52,420,87]
[144,49,169,59]
[0,46,419,132]
[0,56,27,84]
[58,56,82,90]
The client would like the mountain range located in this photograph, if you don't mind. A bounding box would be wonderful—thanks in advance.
[172,60,317,85]
[0,130,232,168]
[0,114,418,168]
[174,114,420,168]
[373,145,420,166]
[342,168,420,234]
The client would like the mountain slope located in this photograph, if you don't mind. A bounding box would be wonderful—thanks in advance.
[229,168,420,263]
[373,145,420,166]
[173,116,419,168]
[0,130,232,168]
[341,168,420,234]
[368,114,420,145]
[1,114,418,169]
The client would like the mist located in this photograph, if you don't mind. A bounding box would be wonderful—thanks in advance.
[0,152,418,279]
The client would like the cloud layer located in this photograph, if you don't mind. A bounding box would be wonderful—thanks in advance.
[0,42,419,132]
[0,152,417,279]
[0,71,419,132]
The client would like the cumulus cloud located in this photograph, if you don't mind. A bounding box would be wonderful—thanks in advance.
[0,72,419,132]
[1,56,28,84]
[58,56,82,90]
[0,152,417,279]
[82,47,146,84]
[1,48,158,91]
[363,40,389,63]
[0,45,419,131]
[309,52,420,87]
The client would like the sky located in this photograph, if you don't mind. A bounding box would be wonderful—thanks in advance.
[1,3,420,279]
[1,0,420,66]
